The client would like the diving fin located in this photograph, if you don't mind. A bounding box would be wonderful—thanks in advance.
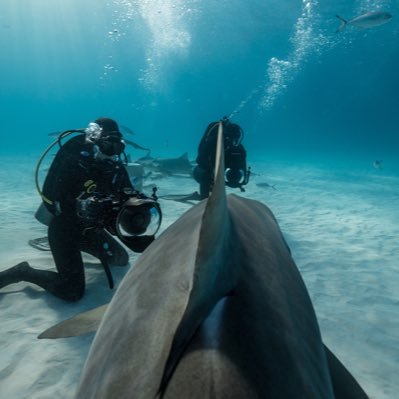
[28,237,51,251]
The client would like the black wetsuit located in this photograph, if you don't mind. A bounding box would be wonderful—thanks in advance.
[0,135,134,301]
[193,121,247,199]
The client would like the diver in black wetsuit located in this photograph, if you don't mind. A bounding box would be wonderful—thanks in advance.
[193,117,249,199]
[0,117,161,302]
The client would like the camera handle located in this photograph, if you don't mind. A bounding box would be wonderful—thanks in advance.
[99,242,114,289]
[151,186,158,201]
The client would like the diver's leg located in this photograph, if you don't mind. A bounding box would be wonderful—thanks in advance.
[199,180,211,199]
[0,262,32,288]
[193,166,211,199]
[0,261,82,302]
[199,171,213,199]
[47,215,85,301]
[0,216,85,302]
[0,261,84,302]
[80,228,129,267]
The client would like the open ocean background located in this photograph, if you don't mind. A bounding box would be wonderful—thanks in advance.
[0,0,398,162]
[0,1,398,398]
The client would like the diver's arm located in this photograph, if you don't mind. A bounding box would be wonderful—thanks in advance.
[42,146,78,215]
[196,122,218,167]
[237,144,247,170]
[118,164,136,191]
[56,160,85,215]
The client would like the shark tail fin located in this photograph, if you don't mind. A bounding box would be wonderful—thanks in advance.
[336,15,347,33]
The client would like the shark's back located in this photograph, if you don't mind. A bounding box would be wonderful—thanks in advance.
[72,123,367,399]
[162,193,334,398]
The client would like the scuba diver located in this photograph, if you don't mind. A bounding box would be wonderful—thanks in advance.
[0,117,162,302]
[193,116,250,199]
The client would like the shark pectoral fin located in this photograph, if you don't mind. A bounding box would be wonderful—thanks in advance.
[323,344,368,398]
[125,139,150,151]
[38,304,108,339]
[160,192,202,203]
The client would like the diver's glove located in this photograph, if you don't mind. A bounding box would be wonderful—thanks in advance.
[53,201,62,216]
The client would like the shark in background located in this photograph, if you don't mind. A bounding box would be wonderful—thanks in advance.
[136,151,194,178]
[336,11,392,33]
[40,123,368,398]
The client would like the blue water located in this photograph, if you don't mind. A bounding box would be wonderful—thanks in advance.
[0,2,398,397]
[0,0,398,162]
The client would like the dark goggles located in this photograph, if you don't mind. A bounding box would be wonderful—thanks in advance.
[98,135,126,156]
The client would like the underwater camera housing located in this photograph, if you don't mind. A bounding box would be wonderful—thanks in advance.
[224,149,250,191]
[77,188,162,253]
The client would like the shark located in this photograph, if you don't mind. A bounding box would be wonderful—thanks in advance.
[39,122,368,398]
[336,11,392,33]
[120,125,135,136]
[256,182,277,190]
[136,152,194,177]
[154,152,194,176]
[124,139,150,152]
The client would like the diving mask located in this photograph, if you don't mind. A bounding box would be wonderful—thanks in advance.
[97,135,126,156]
[86,122,125,157]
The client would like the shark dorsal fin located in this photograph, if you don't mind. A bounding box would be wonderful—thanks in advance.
[213,122,225,184]
[195,121,227,263]
[160,121,236,392]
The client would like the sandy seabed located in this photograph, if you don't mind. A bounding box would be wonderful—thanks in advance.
[0,154,398,399]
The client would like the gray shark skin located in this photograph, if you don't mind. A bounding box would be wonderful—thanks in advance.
[153,152,194,176]
[256,181,277,190]
[120,125,135,136]
[125,139,150,152]
[38,305,108,338]
[336,11,392,32]
[137,152,194,177]
[41,123,368,398]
